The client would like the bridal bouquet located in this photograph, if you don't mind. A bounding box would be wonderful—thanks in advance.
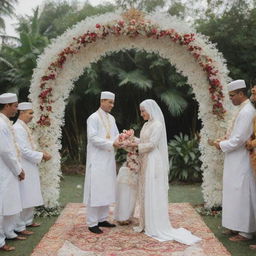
[126,151,140,173]
[118,129,140,173]
[118,129,134,146]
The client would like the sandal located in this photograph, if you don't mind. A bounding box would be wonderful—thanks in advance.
[221,229,238,235]
[117,220,132,226]
[27,222,40,227]
[0,244,15,251]
[229,234,251,242]
[17,230,34,235]
[249,244,256,250]
[7,235,27,241]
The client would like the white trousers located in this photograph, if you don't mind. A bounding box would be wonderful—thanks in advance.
[0,216,6,247]
[3,215,18,239]
[239,231,253,239]
[16,208,34,232]
[86,205,109,227]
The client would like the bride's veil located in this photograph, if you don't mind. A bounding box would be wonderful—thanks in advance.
[140,99,169,179]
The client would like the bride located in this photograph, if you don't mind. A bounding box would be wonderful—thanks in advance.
[127,99,201,245]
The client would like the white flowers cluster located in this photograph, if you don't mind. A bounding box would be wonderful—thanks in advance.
[29,10,232,209]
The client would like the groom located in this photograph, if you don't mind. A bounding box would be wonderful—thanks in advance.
[83,91,121,234]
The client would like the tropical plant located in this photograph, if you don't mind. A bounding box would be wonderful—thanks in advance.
[168,133,202,182]
[115,0,165,12]
[0,8,49,98]
[88,49,192,119]
[0,0,17,30]
[38,1,115,40]
[196,5,256,84]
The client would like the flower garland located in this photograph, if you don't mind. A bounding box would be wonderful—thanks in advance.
[37,15,225,126]
[29,10,232,209]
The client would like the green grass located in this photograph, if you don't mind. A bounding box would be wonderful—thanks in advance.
[1,175,84,256]
[2,175,255,256]
[169,182,204,205]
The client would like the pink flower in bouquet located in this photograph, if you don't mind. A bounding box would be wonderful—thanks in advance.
[125,129,134,137]
[119,131,129,141]
[119,129,134,142]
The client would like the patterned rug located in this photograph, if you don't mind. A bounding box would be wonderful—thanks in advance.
[30,203,231,256]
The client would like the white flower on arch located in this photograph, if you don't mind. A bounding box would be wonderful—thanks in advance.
[29,10,232,209]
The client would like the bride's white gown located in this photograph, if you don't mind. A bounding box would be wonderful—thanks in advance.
[136,119,201,245]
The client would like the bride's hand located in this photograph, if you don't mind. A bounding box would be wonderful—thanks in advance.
[246,140,253,150]
[126,142,138,148]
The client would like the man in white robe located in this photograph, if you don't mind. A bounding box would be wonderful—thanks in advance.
[83,91,121,234]
[214,80,256,241]
[0,93,26,251]
[13,102,51,232]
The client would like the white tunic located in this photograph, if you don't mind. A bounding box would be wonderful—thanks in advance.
[0,114,22,216]
[136,120,201,244]
[13,119,44,209]
[83,108,119,207]
[220,101,256,233]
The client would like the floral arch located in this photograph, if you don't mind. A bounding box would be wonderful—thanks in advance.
[29,9,232,209]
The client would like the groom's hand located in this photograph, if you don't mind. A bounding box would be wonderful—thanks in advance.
[213,140,221,150]
[113,139,122,148]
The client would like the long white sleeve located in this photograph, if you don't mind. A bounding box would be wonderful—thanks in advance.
[0,127,22,176]
[14,126,43,164]
[220,107,255,153]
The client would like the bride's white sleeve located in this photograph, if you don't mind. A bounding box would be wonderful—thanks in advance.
[138,122,162,154]
[123,136,140,152]
[134,136,140,143]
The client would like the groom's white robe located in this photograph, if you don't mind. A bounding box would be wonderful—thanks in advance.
[13,119,44,209]
[83,108,119,207]
[220,101,256,233]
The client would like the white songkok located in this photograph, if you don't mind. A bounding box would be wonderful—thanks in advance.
[228,80,246,92]
[0,93,18,104]
[100,91,115,100]
[18,102,33,110]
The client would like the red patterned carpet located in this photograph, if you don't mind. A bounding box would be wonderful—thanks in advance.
[31,203,230,256]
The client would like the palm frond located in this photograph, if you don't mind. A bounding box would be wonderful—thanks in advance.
[31,7,40,36]
[19,32,33,52]
[0,0,17,17]
[101,59,123,76]
[160,89,188,117]
[83,68,101,95]
[0,56,14,67]
[149,58,168,69]
[118,69,153,90]
[0,18,5,29]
